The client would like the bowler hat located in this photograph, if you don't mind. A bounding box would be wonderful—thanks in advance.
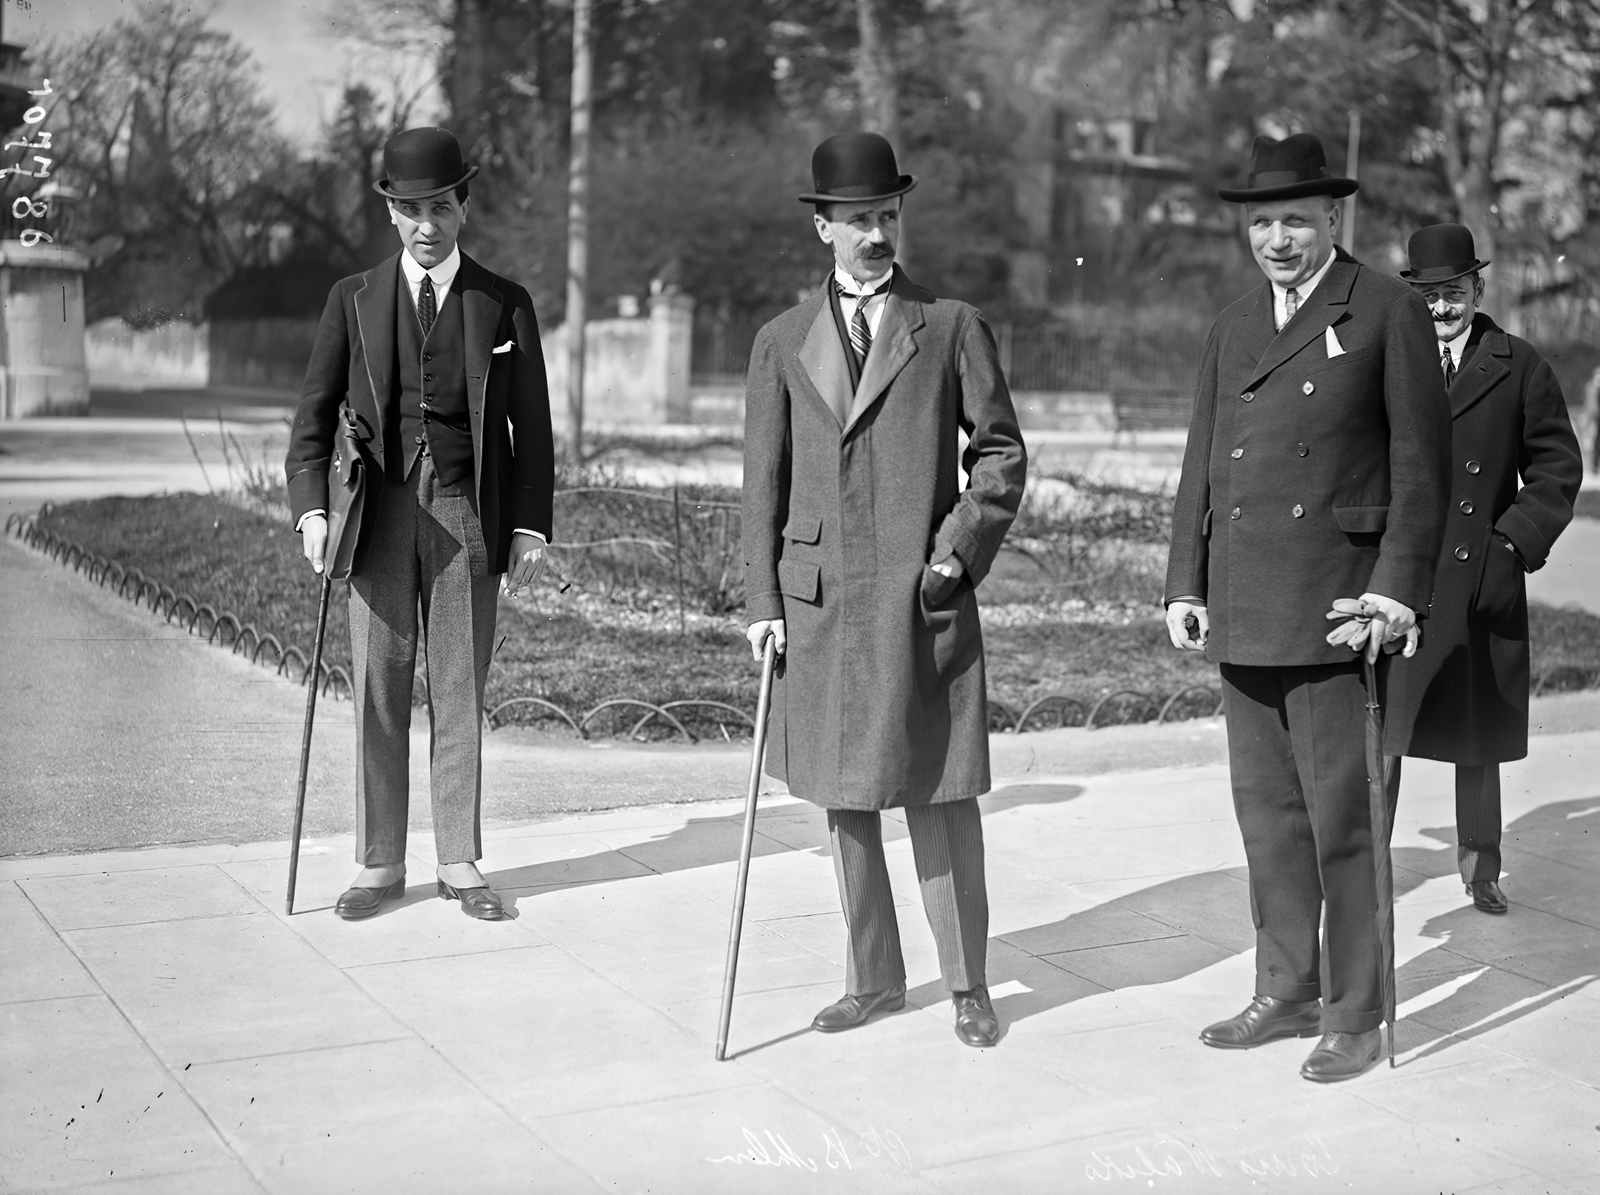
[798,132,917,205]
[1400,223,1489,284]
[1217,133,1358,203]
[373,127,479,201]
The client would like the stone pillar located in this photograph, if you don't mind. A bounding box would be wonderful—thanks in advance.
[0,241,89,418]
[649,290,695,423]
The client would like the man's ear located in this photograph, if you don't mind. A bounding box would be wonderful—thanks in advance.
[813,212,833,244]
[460,197,471,223]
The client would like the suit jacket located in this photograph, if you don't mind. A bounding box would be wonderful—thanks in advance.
[284,250,555,573]
[1164,250,1453,665]
[1386,314,1583,763]
[742,266,1026,810]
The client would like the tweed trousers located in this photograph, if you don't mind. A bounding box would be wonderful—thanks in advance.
[827,798,989,995]
[348,452,498,866]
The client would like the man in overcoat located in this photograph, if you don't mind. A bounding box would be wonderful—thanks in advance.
[1385,224,1583,914]
[286,127,555,921]
[1165,133,1452,1081]
[742,132,1026,1047]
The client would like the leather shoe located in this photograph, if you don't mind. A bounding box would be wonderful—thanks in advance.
[334,879,405,920]
[1200,995,1321,1049]
[811,983,906,1032]
[1467,880,1508,914]
[953,984,999,1048]
[1300,1029,1383,1082]
[437,880,507,920]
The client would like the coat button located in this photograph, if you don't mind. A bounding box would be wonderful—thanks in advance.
[1230,507,1241,520]
[1454,544,1470,561]
[1460,499,1474,515]
[415,434,425,444]
[1297,443,1309,457]
[1466,460,1481,474]
[1302,381,1315,395]
[423,353,433,362]
[424,374,435,382]
[1241,391,1254,402]
[1231,448,1244,459]
[1292,504,1304,518]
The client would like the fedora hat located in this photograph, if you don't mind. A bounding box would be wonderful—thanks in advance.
[1400,223,1489,284]
[373,126,479,201]
[798,132,916,205]
[1217,133,1358,203]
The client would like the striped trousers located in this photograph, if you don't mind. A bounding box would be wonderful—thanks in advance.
[827,798,989,995]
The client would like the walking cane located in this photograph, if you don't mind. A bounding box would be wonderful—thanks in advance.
[715,632,779,1061]
[1361,614,1399,1068]
[286,573,333,915]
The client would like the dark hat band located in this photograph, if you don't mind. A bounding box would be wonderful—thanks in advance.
[384,169,469,196]
[816,181,895,199]
[1249,169,1326,188]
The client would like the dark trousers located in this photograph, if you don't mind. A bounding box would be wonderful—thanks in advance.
[1388,758,1502,884]
[827,799,989,996]
[1219,661,1387,1035]
[348,453,498,866]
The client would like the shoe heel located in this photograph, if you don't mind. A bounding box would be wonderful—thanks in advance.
[437,880,457,901]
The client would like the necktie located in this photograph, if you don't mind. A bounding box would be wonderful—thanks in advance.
[1442,346,1456,388]
[838,278,888,366]
[1282,287,1299,328]
[418,274,436,337]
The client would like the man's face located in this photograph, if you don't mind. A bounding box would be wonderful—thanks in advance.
[1412,274,1483,343]
[814,198,900,282]
[388,193,469,269]
[1245,196,1338,289]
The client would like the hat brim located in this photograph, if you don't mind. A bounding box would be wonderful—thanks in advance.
[1399,259,1490,284]
[1218,176,1358,203]
[373,163,479,201]
[798,175,917,205]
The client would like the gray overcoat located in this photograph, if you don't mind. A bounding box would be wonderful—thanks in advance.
[742,267,1027,811]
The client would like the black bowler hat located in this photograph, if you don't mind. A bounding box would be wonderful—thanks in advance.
[1217,133,1358,203]
[1400,223,1490,284]
[798,132,917,205]
[373,126,479,200]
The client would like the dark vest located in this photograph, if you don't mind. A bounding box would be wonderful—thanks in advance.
[390,269,475,499]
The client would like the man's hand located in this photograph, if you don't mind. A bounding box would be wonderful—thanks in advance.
[747,618,786,662]
[300,513,328,575]
[1165,600,1209,651]
[501,533,547,599]
[1325,593,1419,662]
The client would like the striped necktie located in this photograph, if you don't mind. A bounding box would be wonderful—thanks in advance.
[1282,286,1299,328]
[1442,346,1456,388]
[837,277,889,365]
[418,274,437,337]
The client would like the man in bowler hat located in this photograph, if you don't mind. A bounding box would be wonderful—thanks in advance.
[1385,224,1582,914]
[285,127,555,921]
[742,132,1026,1046]
[1165,133,1452,1080]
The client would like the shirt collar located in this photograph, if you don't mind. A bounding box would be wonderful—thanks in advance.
[401,244,461,291]
[1271,246,1337,306]
[834,263,893,298]
[1444,323,1472,364]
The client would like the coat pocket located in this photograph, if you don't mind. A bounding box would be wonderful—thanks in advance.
[1333,505,1389,534]
[782,512,822,544]
[778,557,821,603]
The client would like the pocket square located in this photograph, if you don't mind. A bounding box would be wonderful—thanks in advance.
[1325,325,1346,358]
[492,340,515,354]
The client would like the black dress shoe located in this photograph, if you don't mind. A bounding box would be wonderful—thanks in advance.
[1301,1029,1382,1082]
[1467,880,1508,914]
[1200,995,1321,1049]
[811,983,906,1032]
[953,984,999,1048]
[334,879,405,920]
[437,880,507,920]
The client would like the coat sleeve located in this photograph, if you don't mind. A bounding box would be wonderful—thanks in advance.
[742,324,791,624]
[1163,320,1221,605]
[504,288,557,540]
[931,311,1026,586]
[1366,287,1452,613]
[284,283,352,525]
[1499,353,1582,571]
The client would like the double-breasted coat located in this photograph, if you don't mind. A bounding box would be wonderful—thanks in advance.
[742,267,1027,811]
[1165,251,1453,660]
[1385,314,1583,764]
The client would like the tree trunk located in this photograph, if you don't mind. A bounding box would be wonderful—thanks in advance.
[565,0,594,467]
[855,0,904,266]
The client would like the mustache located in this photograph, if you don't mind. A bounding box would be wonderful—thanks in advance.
[865,245,894,257]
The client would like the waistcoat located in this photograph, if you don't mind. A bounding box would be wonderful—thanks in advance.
[390,270,474,499]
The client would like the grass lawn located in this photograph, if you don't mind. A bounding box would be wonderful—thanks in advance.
[33,494,1600,736]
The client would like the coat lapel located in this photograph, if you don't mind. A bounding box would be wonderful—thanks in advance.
[843,268,923,435]
[351,252,401,456]
[456,253,504,474]
[1244,258,1357,390]
[1450,319,1511,419]
[797,293,850,429]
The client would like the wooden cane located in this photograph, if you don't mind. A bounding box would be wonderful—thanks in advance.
[715,633,779,1061]
[286,573,333,915]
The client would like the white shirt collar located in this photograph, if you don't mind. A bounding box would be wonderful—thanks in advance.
[400,244,461,296]
[1443,324,1472,366]
[1271,247,1338,324]
[834,263,893,297]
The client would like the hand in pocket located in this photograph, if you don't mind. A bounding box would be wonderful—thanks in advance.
[1473,534,1524,631]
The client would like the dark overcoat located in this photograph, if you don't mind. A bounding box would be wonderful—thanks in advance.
[1165,251,1453,664]
[742,267,1027,811]
[284,251,556,571]
[1385,314,1583,764]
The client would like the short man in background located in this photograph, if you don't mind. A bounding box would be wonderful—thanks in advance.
[1385,224,1583,914]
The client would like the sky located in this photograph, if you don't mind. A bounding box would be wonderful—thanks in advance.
[13,0,443,142]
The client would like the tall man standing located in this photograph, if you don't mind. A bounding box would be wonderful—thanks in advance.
[286,127,555,921]
[1165,134,1451,1081]
[743,132,1026,1047]
[1386,225,1583,914]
